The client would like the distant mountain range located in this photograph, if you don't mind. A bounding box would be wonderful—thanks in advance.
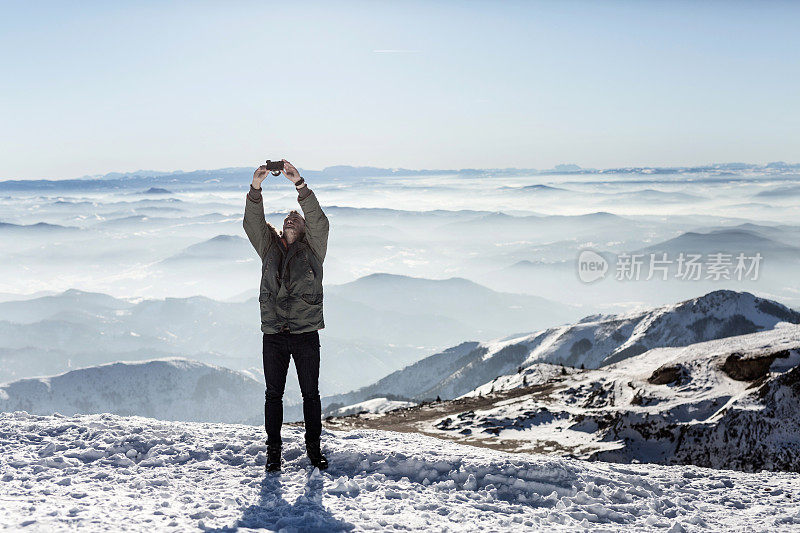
[637,228,800,259]
[0,274,576,397]
[2,162,799,191]
[325,273,576,341]
[0,221,80,232]
[161,234,252,262]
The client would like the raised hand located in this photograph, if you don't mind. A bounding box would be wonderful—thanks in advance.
[281,159,302,185]
[252,164,268,189]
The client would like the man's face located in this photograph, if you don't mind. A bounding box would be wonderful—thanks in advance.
[283,212,306,242]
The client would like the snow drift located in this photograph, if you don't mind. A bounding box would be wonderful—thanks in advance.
[329,397,416,417]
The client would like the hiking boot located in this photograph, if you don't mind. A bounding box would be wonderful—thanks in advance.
[266,443,281,473]
[306,440,328,470]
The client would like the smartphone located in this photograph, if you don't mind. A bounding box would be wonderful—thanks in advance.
[265,160,284,171]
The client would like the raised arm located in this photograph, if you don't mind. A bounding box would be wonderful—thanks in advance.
[243,165,276,261]
[282,159,330,262]
[298,186,329,262]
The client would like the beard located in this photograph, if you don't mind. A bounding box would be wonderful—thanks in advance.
[283,227,302,243]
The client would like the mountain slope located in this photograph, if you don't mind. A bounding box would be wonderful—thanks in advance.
[0,288,132,324]
[638,228,800,259]
[160,234,252,262]
[0,358,263,424]
[322,342,481,411]
[327,273,577,338]
[328,323,800,472]
[327,290,800,407]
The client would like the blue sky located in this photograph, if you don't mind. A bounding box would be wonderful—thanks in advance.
[1,0,798,179]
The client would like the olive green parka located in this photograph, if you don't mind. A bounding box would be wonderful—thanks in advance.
[243,185,329,334]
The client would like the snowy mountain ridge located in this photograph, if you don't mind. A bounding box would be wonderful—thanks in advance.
[324,290,800,409]
[0,358,264,425]
[328,323,800,472]
[508,289,799,369]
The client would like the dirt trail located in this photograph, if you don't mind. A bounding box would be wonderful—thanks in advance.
[318,382,562,454]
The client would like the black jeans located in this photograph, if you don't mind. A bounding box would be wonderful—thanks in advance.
[262,330,321,447]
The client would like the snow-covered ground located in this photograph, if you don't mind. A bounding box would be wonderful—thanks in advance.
[330,397,417,417]
[2,411,800,531]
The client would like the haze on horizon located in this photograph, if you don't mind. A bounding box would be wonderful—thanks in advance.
[2,0,799,180]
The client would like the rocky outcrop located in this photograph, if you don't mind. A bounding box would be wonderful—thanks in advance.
[648,363,686,385]
[722,349,789,381]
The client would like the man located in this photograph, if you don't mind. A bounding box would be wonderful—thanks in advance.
[243,159,330,473]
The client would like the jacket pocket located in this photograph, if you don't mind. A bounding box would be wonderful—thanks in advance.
[259,295,282,330]
[300,293,323,305]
